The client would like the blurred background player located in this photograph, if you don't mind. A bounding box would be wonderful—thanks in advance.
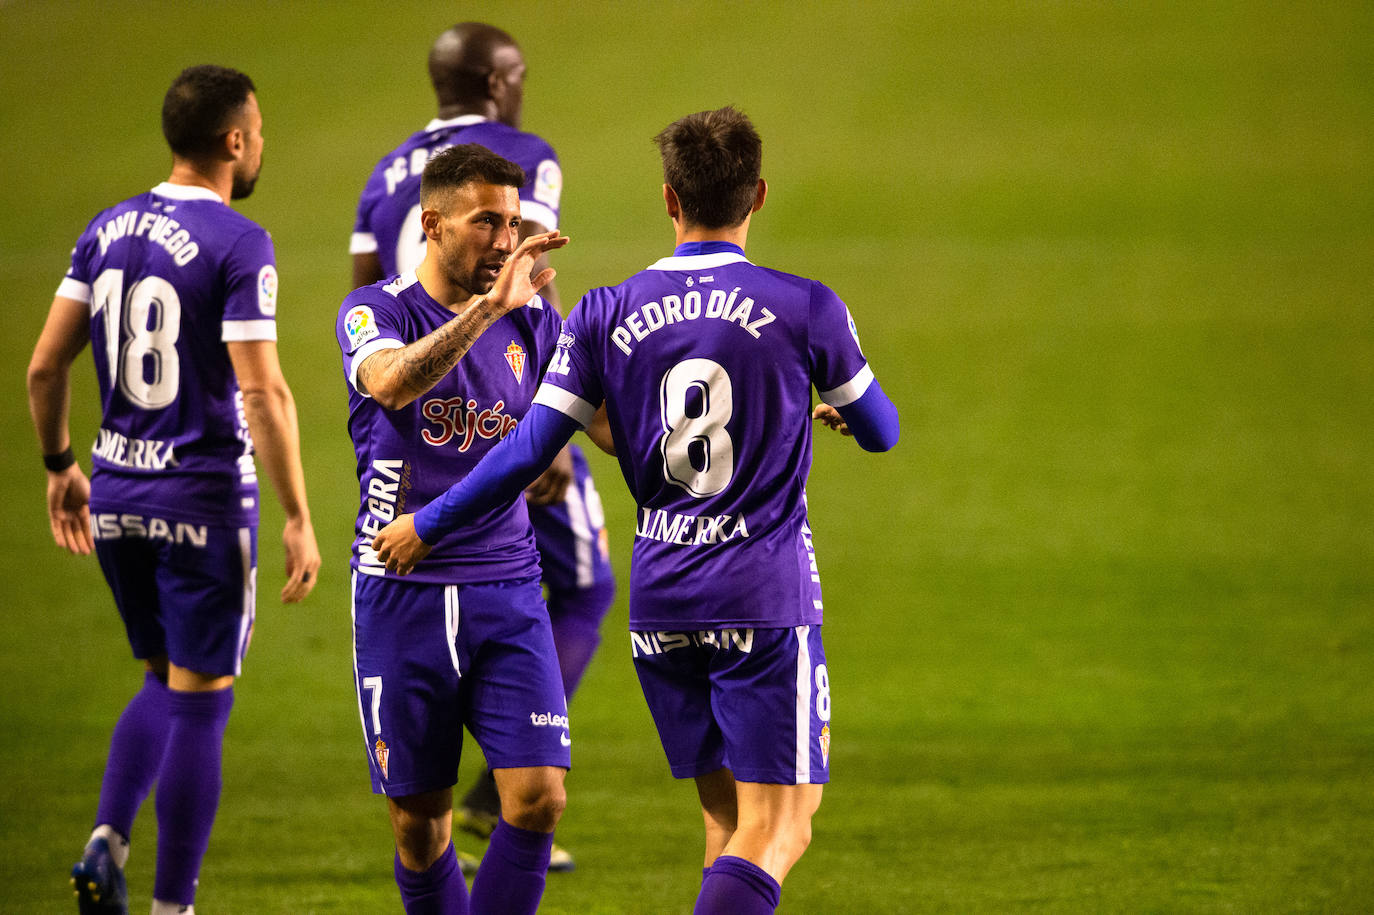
[27,65,321,915]
[371,106,900,915]
[349,20,614,872]
[339,144,578,914]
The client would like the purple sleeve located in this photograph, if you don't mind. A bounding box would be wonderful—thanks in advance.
[221,228,278,341]
[351,162,385,252]
[808,281,872,401]
[337,292,406,393]
[518,137,562,230]
[535,292,604,417]
[836,380,900,452]
[56,229,97,301]
[414,404,580,542]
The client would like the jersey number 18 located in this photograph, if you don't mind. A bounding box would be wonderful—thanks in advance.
[91,268,181,410]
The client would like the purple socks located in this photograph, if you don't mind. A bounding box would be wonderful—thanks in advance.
[695,855,781,915]
[469,818,554,915]
[94,670,170,840]
[395,843,470,914]
[153,686,234,905]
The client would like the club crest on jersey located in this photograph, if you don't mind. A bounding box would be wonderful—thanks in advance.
[374,738,390,780]
[504,341,527,383]
[345,305,379,349]
[257,264,278,316]
[819,725,831,768]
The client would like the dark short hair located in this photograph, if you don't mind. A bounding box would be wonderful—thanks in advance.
[161,65,256,158]
[420,143,526,205]
[654,106,762,229]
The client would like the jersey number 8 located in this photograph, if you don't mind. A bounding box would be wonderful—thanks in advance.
[659,358,735,498]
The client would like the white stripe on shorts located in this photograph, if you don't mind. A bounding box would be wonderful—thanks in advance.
[795,625,812,783]
[564,478,595,588]
[445,586,462,675]
[234,527,255,676]
[350,572,371,750]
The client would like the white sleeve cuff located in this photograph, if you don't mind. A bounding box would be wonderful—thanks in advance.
[348,337,405,395]
[520,200,558,231]
[533,382,595,427]
[56,277,91,303]
[350,232,379,255]
[819,363,874,408]
[222,319,278,342]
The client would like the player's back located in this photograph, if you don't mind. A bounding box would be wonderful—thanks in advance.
[352,117,561,277]
[559,244,870,629]
[61,183,277,523]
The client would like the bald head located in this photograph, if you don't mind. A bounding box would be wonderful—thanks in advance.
[429,22,526,127]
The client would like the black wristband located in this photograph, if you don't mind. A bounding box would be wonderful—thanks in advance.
[43,447,76,472]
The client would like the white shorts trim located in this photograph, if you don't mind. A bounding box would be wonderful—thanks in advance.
[794,624,812,783]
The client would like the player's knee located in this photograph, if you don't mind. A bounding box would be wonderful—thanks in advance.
[388,791,453,866]
[501,779,567,832]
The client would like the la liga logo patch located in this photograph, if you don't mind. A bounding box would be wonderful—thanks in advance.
[257,264,278,316]
[345,305,379,349]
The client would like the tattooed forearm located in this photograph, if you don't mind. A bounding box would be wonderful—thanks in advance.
[357,296,503,409]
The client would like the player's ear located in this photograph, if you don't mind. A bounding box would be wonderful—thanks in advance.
[663,184,681,221]
[217,125,243,163]
[420,207,443,241]
[752,178,767,214]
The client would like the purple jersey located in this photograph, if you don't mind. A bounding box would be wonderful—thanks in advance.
[337,272,563,584]
[350,116,562,277]
[57,182,278,525]
[534,243,876,630]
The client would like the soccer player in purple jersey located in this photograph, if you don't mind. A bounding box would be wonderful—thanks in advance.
[338,143,586,914]
[372,107,900,914]
[26,66,321,915]
[350,21,614,869]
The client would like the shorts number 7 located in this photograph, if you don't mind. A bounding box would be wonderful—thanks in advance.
[362,675,383,735]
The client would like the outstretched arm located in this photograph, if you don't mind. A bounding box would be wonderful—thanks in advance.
[228,340,321,603]
[812,380,900,452]
[27,295,94,555]
[357,230,568,410]
[372,404,580,574]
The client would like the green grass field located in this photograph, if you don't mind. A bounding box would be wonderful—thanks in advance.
[2,1,1371,911]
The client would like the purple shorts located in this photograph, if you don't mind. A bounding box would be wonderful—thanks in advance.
[92,512,257,677]
[351,573,572,797]
[631,625,831,785]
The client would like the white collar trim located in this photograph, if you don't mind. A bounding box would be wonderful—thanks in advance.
[150,182,225,204]
[646,252,751,271]
[424,114,489,132]
[382,270,421,297]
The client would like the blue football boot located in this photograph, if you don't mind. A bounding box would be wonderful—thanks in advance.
[70,837,128,915]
